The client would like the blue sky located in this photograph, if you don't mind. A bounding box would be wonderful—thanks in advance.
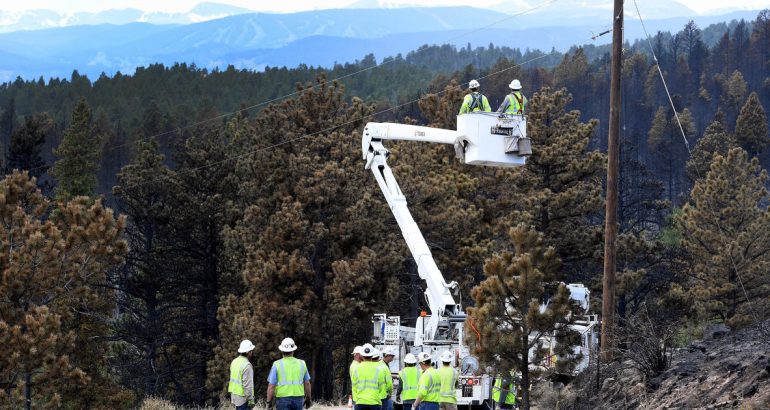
[1,0,768,14]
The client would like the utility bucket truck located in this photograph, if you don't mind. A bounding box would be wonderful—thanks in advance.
[362,113,597,408]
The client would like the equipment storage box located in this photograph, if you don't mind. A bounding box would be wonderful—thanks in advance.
[457,113,528,168]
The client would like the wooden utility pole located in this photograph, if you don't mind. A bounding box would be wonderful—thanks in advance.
[601,0,623,362]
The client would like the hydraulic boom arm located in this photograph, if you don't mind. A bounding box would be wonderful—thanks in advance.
[362,114,529,343]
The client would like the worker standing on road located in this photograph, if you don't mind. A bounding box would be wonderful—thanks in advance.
[229,340,256,410]
[412,352,441,410]
[437,351,458,410]
[397,354,421,410]
[267,337,311,410]
[381,347,397,410]
[497,79,527,115]
[492,371,517,410]
[350,346,364,405]
[352,344,389,410]
[458,79,491,114]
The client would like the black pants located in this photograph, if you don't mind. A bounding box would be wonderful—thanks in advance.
[355,404,382,410]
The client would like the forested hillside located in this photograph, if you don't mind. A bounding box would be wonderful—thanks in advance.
[0,10,768,409]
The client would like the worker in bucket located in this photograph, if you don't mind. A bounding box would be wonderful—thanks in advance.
[397,353,421,410]
[412,352,441,410]
[229,339,256,410]
[458,79,491,114]
[267,337,312,410]
[497,79,528,115]
[437,351,459,410]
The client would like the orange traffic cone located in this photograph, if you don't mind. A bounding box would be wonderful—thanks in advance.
[347,395,353,409]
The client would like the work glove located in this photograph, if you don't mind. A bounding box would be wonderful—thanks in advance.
[304,397,312,408]
[268,398,275,409]
[247,398,255,407]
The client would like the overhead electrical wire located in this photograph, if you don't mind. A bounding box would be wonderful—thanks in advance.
[633,0,765,336]
[93,0,562,156]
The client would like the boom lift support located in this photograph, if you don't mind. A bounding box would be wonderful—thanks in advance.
[362,113,599,407]
[362,113,531,407]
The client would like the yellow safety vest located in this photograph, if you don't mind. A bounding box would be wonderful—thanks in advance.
[437,366,458,404]
[504,92,527,115]
[353,361,387,405]
[492,376,516,405]
[273,357,307,398]
[228,356,250,396]
[416,367,441,403]
[459,92,491,114]
[378,361,393,399]
[399,366,421,401]
[350,360,360,401]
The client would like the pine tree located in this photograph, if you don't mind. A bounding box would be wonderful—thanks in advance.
[686,120,737,182]
[465,225,582,410]
[0,171,130,408]
[208,77,403,403]
[734,91,769,156]
[676,148,770,328]
[647,106,694,205]
[6,113,52,179]
[502,87,605,279]
[52,97,102,199]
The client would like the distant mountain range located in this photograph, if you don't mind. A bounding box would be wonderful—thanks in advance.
[0,2,253,33]
[0,4,765,82]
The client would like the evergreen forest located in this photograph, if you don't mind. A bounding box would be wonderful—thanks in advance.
[0,10,769,408]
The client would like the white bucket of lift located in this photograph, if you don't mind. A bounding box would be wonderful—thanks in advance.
[456,113,528,167]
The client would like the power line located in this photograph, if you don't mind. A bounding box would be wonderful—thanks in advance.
[91,0,563,157]
[633,0,765,336]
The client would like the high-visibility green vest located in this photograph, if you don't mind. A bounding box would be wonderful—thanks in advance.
[228,356,250,396]
[353,361,387,405]
[399,366,421,401]
[378,361,393,399]
[504,92,527,115]
[459,92,491,114]
[492,376,516,405]
[437,366,458,404]
[416,367,441,403]
[350,360,360,401]
[273,357,307,398]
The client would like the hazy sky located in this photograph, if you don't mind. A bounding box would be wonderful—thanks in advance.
[1,0,767,14]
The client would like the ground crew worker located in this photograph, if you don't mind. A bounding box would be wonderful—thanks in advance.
[497,79,527,115]
[229,340,256,410]
[350,346,364,405]
[437,351,458,410]
[352,344,389,410]
[381,347,397,410]
[267,337,311,410]
[458,79,491,114]
[371,349,393,410]
[492,371,516,409]
[412,352,441,410]
[397,353,421,410]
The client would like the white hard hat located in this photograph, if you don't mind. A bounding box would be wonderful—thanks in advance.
[509,79,522,90]
[278,337,297,352]
[417,352,432,363]
[469,79,480,89]
[361,343,375,357]
[238,339,256,353]
[383,346,397,357]
[352,346,364,355]
[440,350,453,363]
[372,349,382,360]
[404,353,417,364]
